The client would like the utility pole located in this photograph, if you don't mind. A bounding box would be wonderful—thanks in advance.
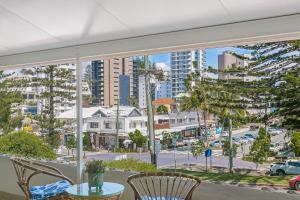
[264,97,268,133]
[115,97,120,150]
[144,55,157,167]
[228,118,233,173]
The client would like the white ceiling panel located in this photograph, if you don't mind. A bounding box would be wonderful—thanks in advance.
[0,0,300,59]
[0,0,129,42]
[221,0,300,21]
[97,0,231,34]
[0,6,58,50]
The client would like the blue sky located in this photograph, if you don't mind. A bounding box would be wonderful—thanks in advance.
[149,47,252,69]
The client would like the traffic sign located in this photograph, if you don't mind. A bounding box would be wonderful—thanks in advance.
[205,149,212,157]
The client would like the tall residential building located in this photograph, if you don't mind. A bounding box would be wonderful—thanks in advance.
[132,57,142,100]
[119,75,130,106]
[138,75,156,108]
[91,60,105,105]
[138,75,146,109]
[218,51,249,80]
[155,81,172,99]
[170,49,205,97]
[218,51,248,71]
[91,58,133,106]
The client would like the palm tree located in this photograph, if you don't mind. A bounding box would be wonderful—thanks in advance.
[209,86,247,173]
[181,74,212,147]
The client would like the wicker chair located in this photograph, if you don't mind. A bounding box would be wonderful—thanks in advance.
[127,172,201,200]
[11,158,74,200]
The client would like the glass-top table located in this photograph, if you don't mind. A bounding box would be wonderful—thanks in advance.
[66,182,125,199]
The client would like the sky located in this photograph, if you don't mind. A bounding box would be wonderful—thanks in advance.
[149,47,253,70]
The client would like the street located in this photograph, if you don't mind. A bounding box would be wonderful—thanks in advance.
[86,129,287,170]
[87,151,269,170]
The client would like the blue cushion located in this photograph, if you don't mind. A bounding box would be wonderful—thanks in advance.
[30,179,71,200]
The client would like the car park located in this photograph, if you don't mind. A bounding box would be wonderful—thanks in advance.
[244,136,255,142]
[210,139,225,147]
[232,137,241,146]
[268,128,282,136]
[244,133,257,139]
[270,142,281,153]
[240,136,251,144]
[270,160,300,176]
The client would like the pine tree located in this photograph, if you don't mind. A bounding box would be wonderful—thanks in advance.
[272,68,300,130]
[0,71,24,134]
[249,128,271,169]
[24,65,75,148]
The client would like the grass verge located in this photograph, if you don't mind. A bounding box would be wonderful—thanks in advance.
[162,169,292,186]
[105,158,157,172]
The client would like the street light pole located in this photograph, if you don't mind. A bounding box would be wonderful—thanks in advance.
[115,97,120,150]
[228,118,233,173]
[76,57,83,183]
[144,55,157,167]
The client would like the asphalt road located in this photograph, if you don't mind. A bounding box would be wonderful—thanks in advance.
[86,130,286,170]
[87,151,269,170]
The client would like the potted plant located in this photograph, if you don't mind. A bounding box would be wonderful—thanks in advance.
[85,160,105,192]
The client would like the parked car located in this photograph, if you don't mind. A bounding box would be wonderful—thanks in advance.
[277,141,286,151]
[289,175,300,190]
[210,139,225,147]
[244,133,257,139]
[244,136,255,142]
[249,124,259,131]
[232,137,241,146]
[270,142,280,153]
[240,136,251,144]
[221,131,229,137]
[270,160,300,176]
[268,128,282,136]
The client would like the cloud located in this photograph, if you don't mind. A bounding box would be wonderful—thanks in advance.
[155,62,170,71]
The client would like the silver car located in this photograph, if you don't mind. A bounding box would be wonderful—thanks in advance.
[270,160,300,176]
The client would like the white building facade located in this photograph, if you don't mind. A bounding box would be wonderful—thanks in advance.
[170,49,205,97]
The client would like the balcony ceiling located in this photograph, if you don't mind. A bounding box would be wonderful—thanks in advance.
[0,0,300,67]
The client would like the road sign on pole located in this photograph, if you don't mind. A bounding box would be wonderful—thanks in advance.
[205,148,212,172]
[205,149,212,157]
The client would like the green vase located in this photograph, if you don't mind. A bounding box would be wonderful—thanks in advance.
[88,172,104,192]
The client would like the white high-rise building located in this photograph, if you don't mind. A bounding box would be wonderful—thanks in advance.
[170,49,205,97]
[138,75,157,108]
[138,75,147,109]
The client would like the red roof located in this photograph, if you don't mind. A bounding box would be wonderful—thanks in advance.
[152,98,175,106]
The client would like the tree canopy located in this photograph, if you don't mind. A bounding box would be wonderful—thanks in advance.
[0,131,56,160]
[272,68,300,131]
[290,132,300,157]
[156,105,169,114]
[249,128,271,168]
[129,129,147,148]
[0,71,24,134]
